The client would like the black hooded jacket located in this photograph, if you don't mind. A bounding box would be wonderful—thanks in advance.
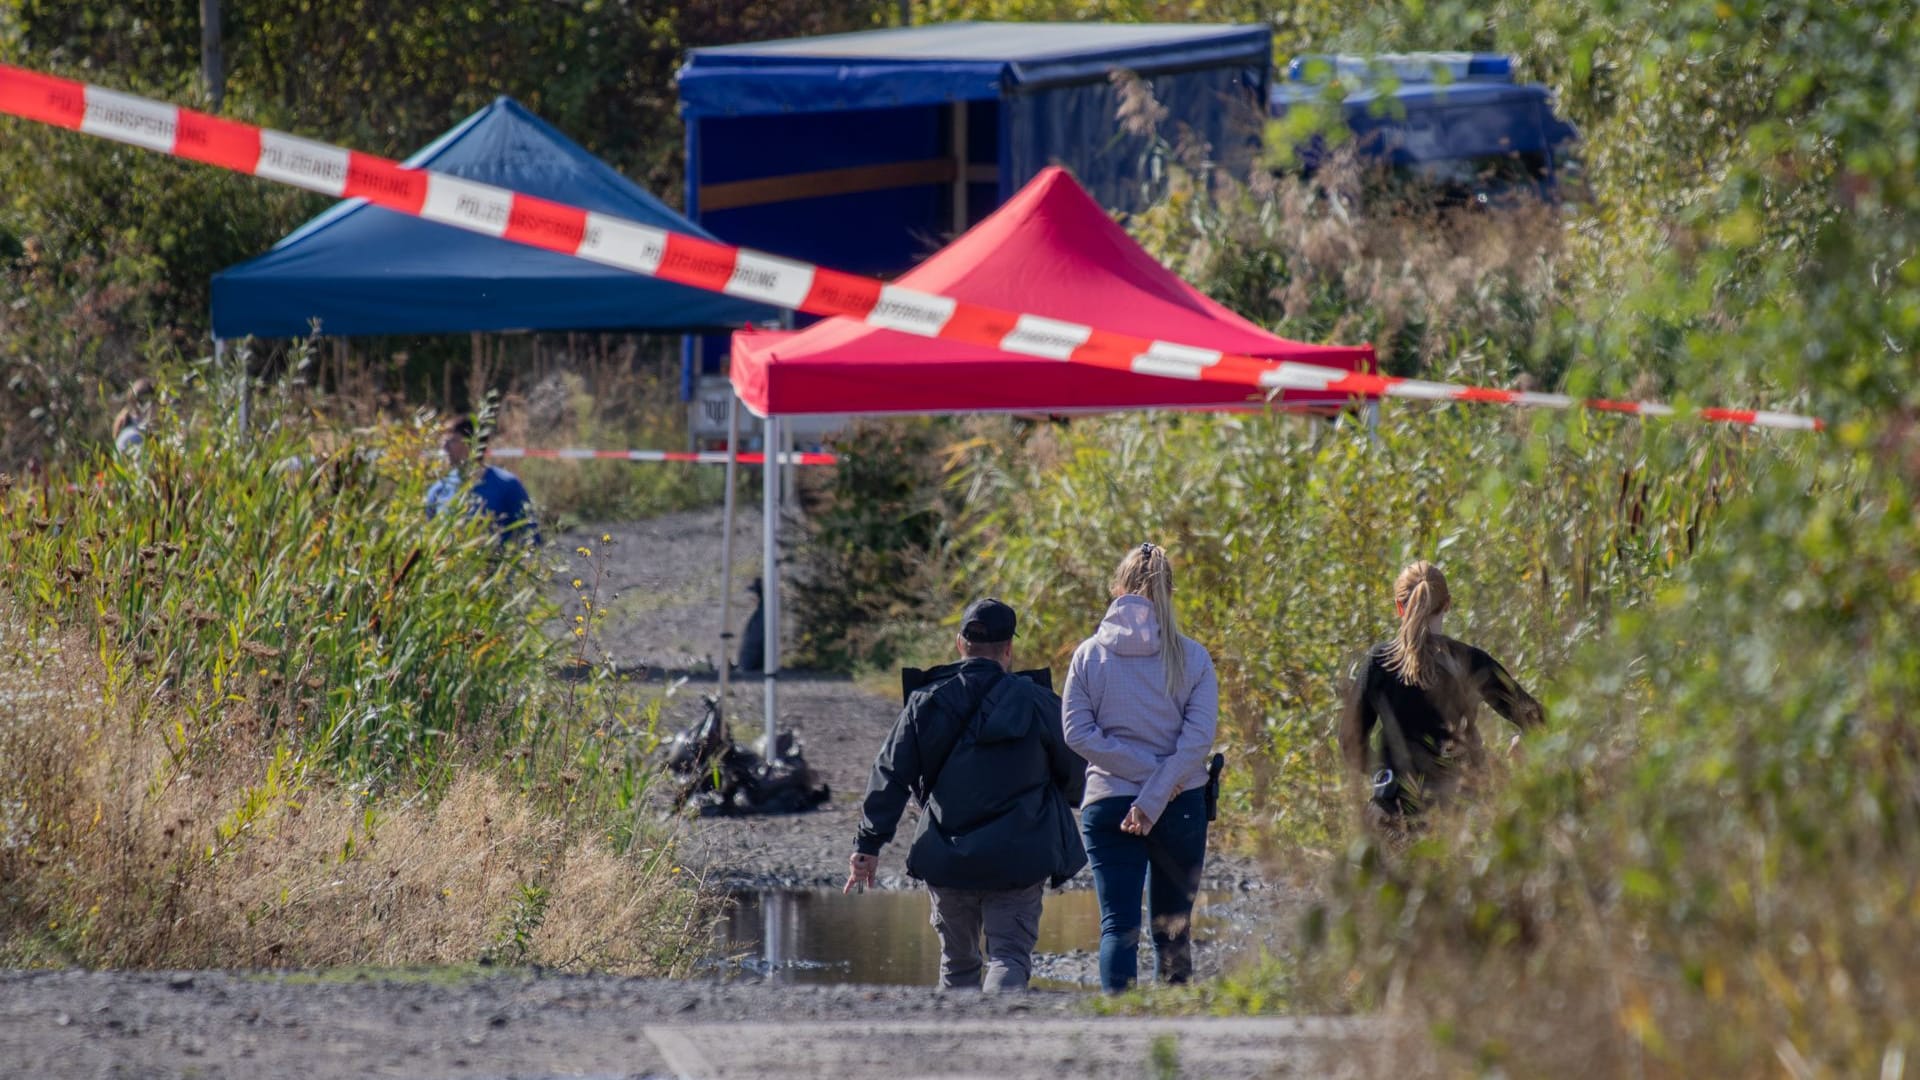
[856,657,1088,890]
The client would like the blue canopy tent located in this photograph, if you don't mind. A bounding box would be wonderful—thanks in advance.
[212,96,775,340]
[675,21,1272,397]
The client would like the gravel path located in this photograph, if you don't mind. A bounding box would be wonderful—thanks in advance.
[548,506,1268,894]
[0,508,1376,1079]
[0,969,1386,1079]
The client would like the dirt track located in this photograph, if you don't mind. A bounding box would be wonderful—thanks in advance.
[0,506,1367,1079]
[551,507,1269,895]
[0,969,1384,1079]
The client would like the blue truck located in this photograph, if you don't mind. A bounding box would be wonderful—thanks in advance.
[1269,52,1580,203]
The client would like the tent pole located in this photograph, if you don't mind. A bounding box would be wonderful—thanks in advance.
[762,413,782,756]
[716,391,741,720]
[781,422,797,510]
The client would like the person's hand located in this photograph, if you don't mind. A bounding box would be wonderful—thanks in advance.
[844,852,879,893]
[1120,806,1153,836]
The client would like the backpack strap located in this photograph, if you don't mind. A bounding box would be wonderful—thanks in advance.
[912,668,1006,803]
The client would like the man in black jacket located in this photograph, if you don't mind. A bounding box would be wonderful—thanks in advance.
[844,598,1087,992]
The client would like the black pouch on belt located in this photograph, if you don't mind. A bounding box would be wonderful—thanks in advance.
[1203,753,1225,821]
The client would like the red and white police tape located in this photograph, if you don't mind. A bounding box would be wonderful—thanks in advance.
[0,63,1822,433]
[487,447,836,466]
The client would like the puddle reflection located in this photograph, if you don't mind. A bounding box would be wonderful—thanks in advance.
[712,888,1226,987]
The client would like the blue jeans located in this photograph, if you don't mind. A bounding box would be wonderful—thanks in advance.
[1081,787,1209,993]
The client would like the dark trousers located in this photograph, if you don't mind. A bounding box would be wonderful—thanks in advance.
[926,881,1045,992]
[1081,787,1209,994]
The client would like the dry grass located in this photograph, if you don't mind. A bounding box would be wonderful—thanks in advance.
[0,620,710,974]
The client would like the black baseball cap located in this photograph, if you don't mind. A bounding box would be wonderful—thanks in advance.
[959,597,1017,644]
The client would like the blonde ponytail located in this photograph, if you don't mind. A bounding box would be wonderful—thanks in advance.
[1385,560,1451,689]
[1112,543,1187,700]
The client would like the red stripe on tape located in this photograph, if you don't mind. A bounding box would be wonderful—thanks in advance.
[802,269,882,319]
[344,152,427,214]
[1698,408,1757,425]
[174,111,262,174]
[505,193,588,253]
[490,447,839,466]
[942,301,1022,351]
[1204,354,1281,387]
[1456,386,1518,404]
[1331,371,1391,396]
[1071,328,1149,371]
[658,234,738,294]
[0,67,84,127]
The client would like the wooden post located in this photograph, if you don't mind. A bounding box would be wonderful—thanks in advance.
[951,101,968,234]
[200,0,225,112]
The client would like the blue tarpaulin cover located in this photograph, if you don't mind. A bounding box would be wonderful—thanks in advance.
[674,22,1272,395]
[678,21,1272,117]
[677,22,1270,277]
[1269,53,1577,163]
[212,97,774,340]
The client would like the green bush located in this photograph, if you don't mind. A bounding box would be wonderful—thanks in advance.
[1,376,554,779]
[954,406,1762,856]
[924,0,1918,1073]
[788,417,962,671]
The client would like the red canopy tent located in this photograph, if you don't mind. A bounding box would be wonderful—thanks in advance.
[729,166,1375,416]
[725,166,1373,750]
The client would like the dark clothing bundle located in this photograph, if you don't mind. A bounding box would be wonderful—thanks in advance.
[856,657,1088,890]
[1347,637,1544,814]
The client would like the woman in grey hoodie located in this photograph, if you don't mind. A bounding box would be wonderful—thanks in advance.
[1063,543,1219,992]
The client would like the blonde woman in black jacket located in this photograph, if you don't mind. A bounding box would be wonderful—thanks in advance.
[1341,561,1544,822]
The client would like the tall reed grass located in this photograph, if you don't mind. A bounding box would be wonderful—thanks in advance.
[0,379,709,971]
[3,385,550,779]
[952,406,1761,858]
[0,621,706,973]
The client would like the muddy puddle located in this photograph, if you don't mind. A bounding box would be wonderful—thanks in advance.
[706,888,1252,989]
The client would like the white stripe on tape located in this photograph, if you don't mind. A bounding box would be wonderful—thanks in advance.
[1257,364,1343,391]
[1130,356,1207,380]
[577,213,668,275]
[1388,380,1459,402]
[868,285,956,337]
[1146,341,1224,367]
[1512,392,1576,409]
[1755,410,1818,430]
[1130,340,1226,380]
[421,174,513,238]
[255,131,350,196]
[1000,315,1092,360]
[726,251,816,308]
[1636,402,1677,418]
[81,88,177,153]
